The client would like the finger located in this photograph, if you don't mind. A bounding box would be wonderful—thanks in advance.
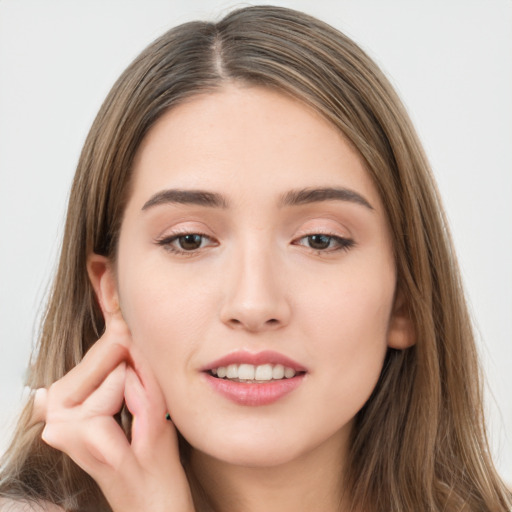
[42,415,135,476]
[124,366,179,468]
[52,316,132,407]
[124,365,146,443]
[82,362,126,418]
[29,388,48,425]
[124,366,169,444]
[43,364,134,474]
[127,341,167,413]
[124,344,171,442]
[123,366,190,510]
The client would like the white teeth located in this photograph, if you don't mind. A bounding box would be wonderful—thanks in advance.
[272,364,285,379]
[226,364,238,379]
[212,363,298,381]
[284,367,296,379]
[254,364,273,381]
[238,364,255,380]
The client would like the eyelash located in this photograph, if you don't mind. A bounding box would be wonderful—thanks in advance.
[293,234,355,254]
[155,231,355,256]
[155,231,216,257]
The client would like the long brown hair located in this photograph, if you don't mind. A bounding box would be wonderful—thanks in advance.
[1,6,510,511]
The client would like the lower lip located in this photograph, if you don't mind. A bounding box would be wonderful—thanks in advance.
[203,373,305,406]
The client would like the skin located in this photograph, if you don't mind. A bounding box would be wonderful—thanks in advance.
[34,85,414,512]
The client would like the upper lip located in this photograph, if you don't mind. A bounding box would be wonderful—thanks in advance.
[202,350,307,372]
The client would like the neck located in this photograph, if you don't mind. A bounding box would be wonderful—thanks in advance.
[187,431,351,512]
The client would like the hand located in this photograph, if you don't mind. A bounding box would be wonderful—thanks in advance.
[31,312,195,512]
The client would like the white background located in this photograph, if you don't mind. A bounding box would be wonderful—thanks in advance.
[1,0,511,484]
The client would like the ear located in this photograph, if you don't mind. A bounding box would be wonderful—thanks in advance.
[87,253,119,315]
[387,289,416,349]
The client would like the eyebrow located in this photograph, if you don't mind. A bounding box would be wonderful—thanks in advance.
[141,186,373,211]
[142,189,229,210]
[279,187,374,210]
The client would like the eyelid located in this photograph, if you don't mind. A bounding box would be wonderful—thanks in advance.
[293,220,351,239]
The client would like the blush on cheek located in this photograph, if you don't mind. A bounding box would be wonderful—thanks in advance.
[121,284,204,357]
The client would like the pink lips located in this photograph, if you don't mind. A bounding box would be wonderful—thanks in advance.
[203,350,307,373]
[202,350,306,406]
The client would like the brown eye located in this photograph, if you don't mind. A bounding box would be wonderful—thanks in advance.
[177,234,204,250]
[307,234,332,250]
[156,232,216,255]
[293,233,355,253]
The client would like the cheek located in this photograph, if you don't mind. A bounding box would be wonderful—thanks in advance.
[299,256,395,349]
[117,263,216,373]
[297,258,395,400]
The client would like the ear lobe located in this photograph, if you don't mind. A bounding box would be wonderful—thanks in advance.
[87,254,119,315]
[387,289,416,349]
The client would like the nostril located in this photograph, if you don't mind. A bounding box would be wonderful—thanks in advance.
[226,317,280,331]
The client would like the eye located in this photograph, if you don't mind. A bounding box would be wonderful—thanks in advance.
[175,234,204,251]
[294,234,355,253]
[155,232,217,255]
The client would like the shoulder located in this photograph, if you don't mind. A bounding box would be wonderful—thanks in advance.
[0,498,64,512]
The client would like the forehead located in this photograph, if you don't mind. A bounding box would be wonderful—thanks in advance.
[129,85,382,211]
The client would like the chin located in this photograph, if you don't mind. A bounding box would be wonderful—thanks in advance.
[181,421,342,469]
[193,440,307,468]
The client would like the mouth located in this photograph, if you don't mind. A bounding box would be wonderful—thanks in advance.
[208,363,303,383]
[202,351,307,406]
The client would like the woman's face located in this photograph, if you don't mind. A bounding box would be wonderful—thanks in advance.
[113,85,407,467]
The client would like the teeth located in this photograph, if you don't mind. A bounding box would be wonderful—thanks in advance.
[211,363,298,381]
[254,364,273,381]
[238,364,255,380]
[226,364,238,379]
[272,364,285,379]
[284,367,296,379]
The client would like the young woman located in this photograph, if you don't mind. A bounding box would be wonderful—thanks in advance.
[0,5,510,512]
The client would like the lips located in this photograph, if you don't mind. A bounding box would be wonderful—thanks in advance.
[202,350,307,406]
[203,350,307,373]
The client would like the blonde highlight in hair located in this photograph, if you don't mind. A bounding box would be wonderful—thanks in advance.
[1,6,510,511]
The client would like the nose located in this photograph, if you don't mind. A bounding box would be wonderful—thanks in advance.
[219,244,291,333]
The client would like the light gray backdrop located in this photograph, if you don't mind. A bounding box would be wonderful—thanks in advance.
[1,0,511,483]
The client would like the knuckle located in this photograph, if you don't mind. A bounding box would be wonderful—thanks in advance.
[82,429,109,466]
[41,423,65,451]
